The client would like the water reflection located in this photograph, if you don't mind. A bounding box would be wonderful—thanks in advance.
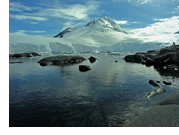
[9,54,179,127]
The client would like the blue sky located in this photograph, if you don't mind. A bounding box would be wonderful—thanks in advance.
[9,0,179,37]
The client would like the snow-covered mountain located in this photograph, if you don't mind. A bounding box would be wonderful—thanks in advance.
[9,16,172,54]
[54,16,127,38]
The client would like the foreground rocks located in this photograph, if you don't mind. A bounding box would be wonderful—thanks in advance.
[37,55,86,66]
[9,52,41,58]
[124,45,179,70]
[127,91,179,127]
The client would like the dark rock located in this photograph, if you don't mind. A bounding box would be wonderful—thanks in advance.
[158,46,177,55]
[145,58,154,66]
[124,55,135,62]
[149,80,161,87]
[9,52,41,58]
[54,27,75,38]
[163,81,172,85]
[147,50,160,54]
[31,52,41,56]
[153,53,170,66]
[134,54,145,63]
[79,65,91,72]
[124,45,179,72]
[166,52,179,64]
[37,55,86,66]
[13,54,23,58]
[115,61,118,62]
[88,56,97,63]
[166,65,175,70]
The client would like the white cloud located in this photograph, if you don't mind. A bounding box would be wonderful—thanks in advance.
[112,0,153,5]
[9,1,102,22]
[172,5,179,14]
[10,30,46,36]
[129,16,179,36]
[9,2,36,12]
[114,19,140,25]
[115,20,128,25]
[33,1,102,21]
[9,14,48,21]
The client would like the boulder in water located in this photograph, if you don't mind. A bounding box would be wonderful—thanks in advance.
[79,65,91,72]
[37,55,86,66]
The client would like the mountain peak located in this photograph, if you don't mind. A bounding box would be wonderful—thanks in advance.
[54,16,127,38]
[84,16,127,34]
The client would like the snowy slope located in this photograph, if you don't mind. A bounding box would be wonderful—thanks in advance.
[9,16,173,54]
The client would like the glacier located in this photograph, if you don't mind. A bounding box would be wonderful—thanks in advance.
[9,16,178,55]
[9,41,170,55]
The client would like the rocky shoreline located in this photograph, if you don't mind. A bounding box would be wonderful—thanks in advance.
[127,91,179,127]
[124,44,179,127]
[124,44,179,71]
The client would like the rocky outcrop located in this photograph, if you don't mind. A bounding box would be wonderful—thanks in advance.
[127,91,179,127]
[124,45,179,70]
[53,27,75,38]
[37,55,86,66]
[9,52,41,58]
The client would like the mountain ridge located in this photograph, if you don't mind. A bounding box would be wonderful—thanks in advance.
[53,16,127,38]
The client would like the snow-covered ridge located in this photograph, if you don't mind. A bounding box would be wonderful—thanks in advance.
[54,16,127,38]
[84,16,127,34]
[9,16,176,55]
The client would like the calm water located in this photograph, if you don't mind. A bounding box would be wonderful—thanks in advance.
[9,53,179,127]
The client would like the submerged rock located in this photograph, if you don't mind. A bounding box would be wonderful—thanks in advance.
[37,55,86,66]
